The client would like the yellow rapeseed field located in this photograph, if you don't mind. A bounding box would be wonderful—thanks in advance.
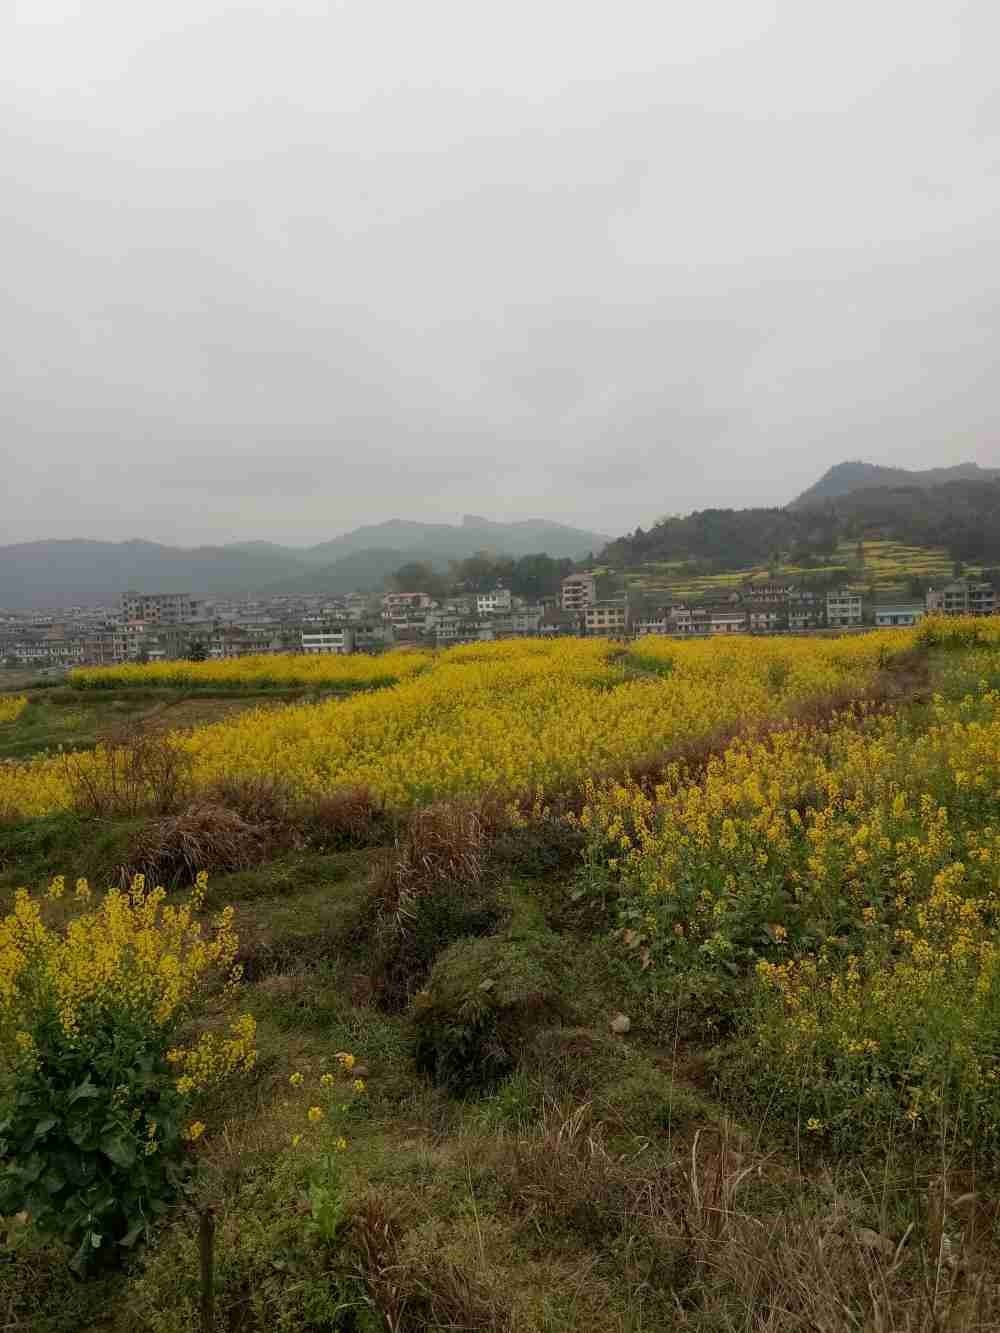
[0,632,909,818]
[580,632,1000,1146]
[69,649,431,691]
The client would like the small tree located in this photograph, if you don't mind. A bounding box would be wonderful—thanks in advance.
[187,640,208,663]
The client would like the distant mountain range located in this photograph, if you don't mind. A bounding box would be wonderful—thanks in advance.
[6,464,1000,611]
[790,460,1000,508]
[0,517,607,610]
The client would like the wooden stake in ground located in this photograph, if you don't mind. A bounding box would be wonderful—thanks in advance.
[199,1206,215,1332]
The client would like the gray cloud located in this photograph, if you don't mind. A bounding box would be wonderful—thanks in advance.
[2,0,999,547]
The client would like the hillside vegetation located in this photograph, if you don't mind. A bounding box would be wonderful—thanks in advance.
[790,459,1000,508]
[603,477,1000,577]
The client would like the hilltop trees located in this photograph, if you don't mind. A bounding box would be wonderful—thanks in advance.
[391,552,574,602]
[600,480,1000,571]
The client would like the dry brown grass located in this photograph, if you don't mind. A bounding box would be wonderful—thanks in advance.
[118,801,280,888]
[494,1104,1000,1332]
[367,801,502,1007]
[350,1195,514,1332]
[203,774,299,829]
[61,730,193,817]
[300,785,389,850]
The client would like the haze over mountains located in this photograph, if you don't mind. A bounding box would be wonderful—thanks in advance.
[0,517,607,610]
[4,463,999,610]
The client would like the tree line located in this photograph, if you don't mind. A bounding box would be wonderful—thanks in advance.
[391,552,577,601]
[601,480,1000,573]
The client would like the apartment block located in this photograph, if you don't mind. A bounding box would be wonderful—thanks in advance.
[826,589,864,627]
[746,605,784,633]
[561,573,597,611]
[788,606,821,632]
[476,587,512,614]
[634,614,671,636]
[926,581,997,617]
[667,604,703,635]
[584,598,629,635]
[382,592,434,621]
[301,628,355,654]
[709,610,748,635]
[122,591,201,625]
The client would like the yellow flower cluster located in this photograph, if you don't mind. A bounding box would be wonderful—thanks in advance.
[168,1013,258,1095]
[286,1053,363,1148]
[0,695,28,724]
[0,632,913,819]
[0,870,253,1076]
[69,649,431,692]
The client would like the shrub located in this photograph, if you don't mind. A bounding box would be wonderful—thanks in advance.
[489,810,586,878]
[412,921,567,1096]
[120,1151,377,1333]
[205,774,299,830]
[0,872,256,1271]
[499,1101,638,1244]
[61,732,192,818]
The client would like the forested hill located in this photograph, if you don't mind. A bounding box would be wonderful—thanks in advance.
[789,460,999,507]
[601,478,1000,571]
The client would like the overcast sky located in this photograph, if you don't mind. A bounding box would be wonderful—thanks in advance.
[3,0,999,548]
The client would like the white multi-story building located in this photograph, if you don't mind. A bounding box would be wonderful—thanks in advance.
[476,587,512,614]
[747,606,784,633]
[634,614,671,636]
[301,628,355,655]
[561,573,597,611]
[429,615,463,643]
[826,590,864,628]
[788,605,821,632]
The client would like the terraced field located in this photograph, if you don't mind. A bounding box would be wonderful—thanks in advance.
[619,538,975,602]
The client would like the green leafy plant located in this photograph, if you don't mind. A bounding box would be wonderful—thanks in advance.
[0,872,256,1272]
[304,1152,349,1246]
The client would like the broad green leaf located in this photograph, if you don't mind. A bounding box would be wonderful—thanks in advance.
[100,1135,136,1169]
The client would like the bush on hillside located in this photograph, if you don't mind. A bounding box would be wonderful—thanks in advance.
[0,872,255,1271]
[412,922,568,1096]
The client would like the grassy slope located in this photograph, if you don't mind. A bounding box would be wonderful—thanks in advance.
[0,688,295,762]
[2,652,999,1331]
